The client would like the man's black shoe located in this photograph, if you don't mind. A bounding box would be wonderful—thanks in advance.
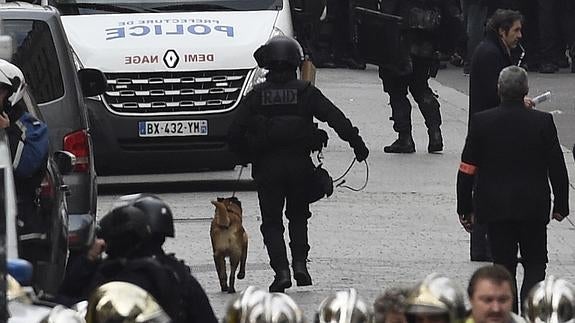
[428,128,443,153]
[384,133,415,154]
[336,57,366,70]
[269,270,292,293]
[292,261,312,286]
[555,55,570,68]
[539,62,558,74]
[463,62,470,75]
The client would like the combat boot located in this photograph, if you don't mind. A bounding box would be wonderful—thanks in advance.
[269,269,292,293]
[384,132,415,153]
[427,127,443,153]
[292,261,312,286]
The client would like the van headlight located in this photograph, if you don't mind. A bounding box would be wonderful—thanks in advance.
[243,27,287,95]
[243,68,267,95]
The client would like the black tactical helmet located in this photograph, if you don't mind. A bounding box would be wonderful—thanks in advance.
[253,35,304,70]
[99,193,175,243]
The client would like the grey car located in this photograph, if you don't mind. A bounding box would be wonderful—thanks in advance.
[0,2,106,252]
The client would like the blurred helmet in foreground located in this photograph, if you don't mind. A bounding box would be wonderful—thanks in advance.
[85,281,172,323]
[315,288,373,323]
[223,286,305,323]
[405,273,469,323]
[0,59,26,107]
[523,276,575,323]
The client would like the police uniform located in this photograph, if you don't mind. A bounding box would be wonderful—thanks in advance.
[228,37,368,292]
[378,0,463,153]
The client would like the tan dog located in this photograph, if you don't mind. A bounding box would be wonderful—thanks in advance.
[210,196,248,293]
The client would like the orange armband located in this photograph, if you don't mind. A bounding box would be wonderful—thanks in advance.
[459,162,478,175]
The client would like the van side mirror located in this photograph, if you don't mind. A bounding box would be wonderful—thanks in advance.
[77,68,107,97]
[54,150,76,175]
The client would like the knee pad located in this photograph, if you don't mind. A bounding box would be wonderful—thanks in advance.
[413,90,439,109]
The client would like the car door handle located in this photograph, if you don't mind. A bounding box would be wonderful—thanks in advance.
[60,184,71,196]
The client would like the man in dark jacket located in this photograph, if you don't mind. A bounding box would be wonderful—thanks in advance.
[469,9,523,121]
[457,66,569,313]
[0,60,49,263]
[467,9,524,261]
[228,35,369,293]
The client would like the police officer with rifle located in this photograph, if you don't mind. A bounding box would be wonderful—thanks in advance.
[377,0,464,154]
[228,35,369,293]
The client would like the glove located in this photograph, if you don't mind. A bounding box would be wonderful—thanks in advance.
[310,128,328,152]
[353,141,369,162]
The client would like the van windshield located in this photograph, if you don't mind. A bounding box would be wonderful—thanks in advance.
[53,0,284,15]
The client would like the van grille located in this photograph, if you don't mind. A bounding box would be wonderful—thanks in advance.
[103,70,250,114]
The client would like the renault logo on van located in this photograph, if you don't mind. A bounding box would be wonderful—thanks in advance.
[163,49,179,68]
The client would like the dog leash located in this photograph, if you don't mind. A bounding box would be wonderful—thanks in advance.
[231,165,245,198]
[315,150,369,192]
[333,158,369,192]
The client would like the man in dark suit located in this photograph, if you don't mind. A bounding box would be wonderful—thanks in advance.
[457,66,569,313]
[467,9,526,262]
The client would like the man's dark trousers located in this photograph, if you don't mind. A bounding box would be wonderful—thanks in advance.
[379,57,441,133]
[487,220,547,313]
[254,152,313,272]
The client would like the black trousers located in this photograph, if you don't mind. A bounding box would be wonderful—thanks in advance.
[379,57,441,134]
[471,223,491,259]
[538,0,575,64]
[487,220,548,313]
[253,153,313,273]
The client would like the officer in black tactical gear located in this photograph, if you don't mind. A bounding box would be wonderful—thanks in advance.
[378,0,464,153]
[58,194,218,323]
[228,35,369,293]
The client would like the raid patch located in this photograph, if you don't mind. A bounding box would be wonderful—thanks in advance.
[262,89,298,106]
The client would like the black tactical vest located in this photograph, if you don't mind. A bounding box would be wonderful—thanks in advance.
[246,79,317,154]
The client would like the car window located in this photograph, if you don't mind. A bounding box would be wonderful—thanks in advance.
[3,20,65,104]
[21,89,43,122]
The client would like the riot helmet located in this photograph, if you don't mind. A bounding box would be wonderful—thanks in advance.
[0,59,26,109]
[405,273,469,323]
[523,276,575,323]
[85,281,172,323]
[99,194,175,257]
[253,35,304,70]
[223,286,306,323]
[315,288,373,323]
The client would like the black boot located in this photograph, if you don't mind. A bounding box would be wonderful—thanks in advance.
[428,128,443,153]
[269,269,292,293]
[292,261,312,286]
[384,132,415,153]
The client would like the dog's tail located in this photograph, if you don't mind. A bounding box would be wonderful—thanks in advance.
[211,200,231,228]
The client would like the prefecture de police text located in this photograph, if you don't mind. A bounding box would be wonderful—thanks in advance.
[106,23,234,40]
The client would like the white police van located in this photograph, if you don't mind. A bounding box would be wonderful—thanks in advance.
[51,0,297,174]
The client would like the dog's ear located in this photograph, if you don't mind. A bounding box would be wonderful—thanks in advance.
[228,196,242,209]
[217,197,223,202]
